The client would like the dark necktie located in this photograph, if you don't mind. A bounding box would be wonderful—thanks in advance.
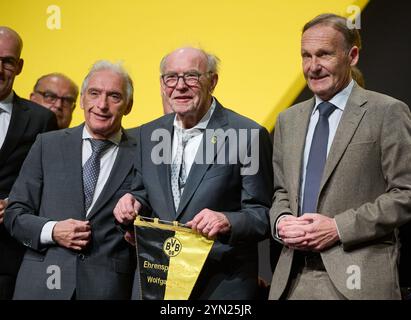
[301,101,336,215]
[82,139,112,212]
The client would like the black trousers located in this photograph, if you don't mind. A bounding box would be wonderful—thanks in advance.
[0,275,15,300]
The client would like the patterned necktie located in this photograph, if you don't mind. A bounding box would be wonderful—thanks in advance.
[301,101,336,215]
[82,139,112,212]
[171,128,200,211]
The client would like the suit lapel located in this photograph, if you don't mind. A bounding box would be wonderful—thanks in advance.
[153,115,176,221]
[61,125,86,219]
[0,95,30,165]
[87,131,137,220]
[289,98,315,213]
[176,102,228,219]
[319,84,368,194]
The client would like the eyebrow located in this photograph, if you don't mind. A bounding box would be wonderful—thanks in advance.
[0,55,18,60]
[164,69,201,74]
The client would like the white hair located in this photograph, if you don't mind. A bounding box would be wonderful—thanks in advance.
[81,60,133,104]
[159,47,220,75]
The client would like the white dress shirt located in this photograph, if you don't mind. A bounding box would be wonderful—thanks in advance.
[171,98,216,177]
[40,126,122,245]
[0,91,13,150]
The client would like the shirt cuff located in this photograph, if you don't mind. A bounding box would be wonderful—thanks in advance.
[333,218,342,240]
[40,221,58,245]
[275,215,290,239]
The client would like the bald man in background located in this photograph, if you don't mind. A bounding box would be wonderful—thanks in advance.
[0,26,57,299]
[30,73,78,129]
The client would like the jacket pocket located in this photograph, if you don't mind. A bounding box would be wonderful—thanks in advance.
[346,140,376,150]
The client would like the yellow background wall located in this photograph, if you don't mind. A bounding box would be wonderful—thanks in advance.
[1,0,368,130]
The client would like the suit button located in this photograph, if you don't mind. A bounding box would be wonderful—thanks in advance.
[78,254,85,261]
[23,240,31,247]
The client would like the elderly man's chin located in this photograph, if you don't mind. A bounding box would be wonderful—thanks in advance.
[87,121,113,136]
[308,80,333,98]
[171,102,196,115]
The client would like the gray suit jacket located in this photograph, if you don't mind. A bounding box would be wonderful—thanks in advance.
[4,125,136,299]
[131,100,273,299]
[269,83,411,300]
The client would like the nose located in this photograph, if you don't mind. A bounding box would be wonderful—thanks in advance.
[309,56,322,73]
[52,97,63,111]
[95,93,109,110]
[175,76,188,90]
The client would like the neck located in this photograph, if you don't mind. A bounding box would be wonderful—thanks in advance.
[319,77,352,101]
[178,114,202,129]
[0,90,12,102]
[85,124,120,140]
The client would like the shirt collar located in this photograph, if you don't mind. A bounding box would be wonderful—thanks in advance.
[82,125,122,146]
[0,91,14,114]
[313,80,355,115]
[173,97,216,133]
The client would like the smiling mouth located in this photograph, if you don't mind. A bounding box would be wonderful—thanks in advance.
[310,75,329,81]
[173,96,193,102]
[92,112,110,120]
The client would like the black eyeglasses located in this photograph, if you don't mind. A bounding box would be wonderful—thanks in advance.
[161,71,211,88]
[35,91,76,108]
[0,56,19,71]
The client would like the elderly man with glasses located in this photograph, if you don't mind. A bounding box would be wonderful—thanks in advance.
[30,73,79,129]
[114,46,273,299]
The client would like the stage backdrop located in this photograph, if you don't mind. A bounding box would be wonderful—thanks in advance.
[1,0,368,130]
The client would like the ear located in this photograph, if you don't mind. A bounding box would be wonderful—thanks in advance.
[80,94,85,110]
[209,73,219,93]
[15,58,24,76]
[124,99,133,116]
[349,46,359,67]
[29,92,36,101]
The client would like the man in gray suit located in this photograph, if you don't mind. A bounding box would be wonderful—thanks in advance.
[5,61,136,299]
[114,47,273,299]
[270,14,411,300]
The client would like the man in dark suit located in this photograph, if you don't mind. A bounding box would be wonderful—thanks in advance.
[114,47,273,299]
[0,26,57,299]
[5,61,136,299]
[269,14,411,299]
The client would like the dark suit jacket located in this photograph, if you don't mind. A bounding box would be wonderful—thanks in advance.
[269,84,411,299]
[131,100,273,299]
[0,93,57,277]
[4,125,137,299]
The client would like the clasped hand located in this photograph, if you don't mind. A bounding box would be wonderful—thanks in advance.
[277,213,340,251]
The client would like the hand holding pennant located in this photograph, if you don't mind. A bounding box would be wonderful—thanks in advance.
[134,216,214,300]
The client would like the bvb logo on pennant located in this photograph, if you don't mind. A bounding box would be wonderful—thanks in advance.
[163,237,182,257]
